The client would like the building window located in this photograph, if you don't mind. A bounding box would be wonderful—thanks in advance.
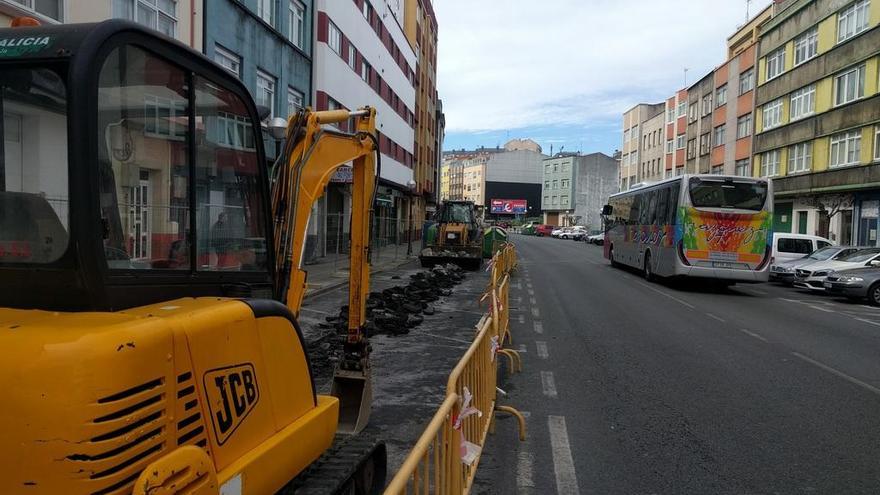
[701,93,713,116]
[348,44,356,69]
[561,178,570,188]
[10,0,62,21]
[362,0,370,19]
[794,27,818,65]
[716,84,728,107]
[544,180,550,189]
[688,103,697,123]
[735,158,750,176]
[552,196,558,205]
[699,133,710,155]
[213,45,241,78]
[834,64,865,106]
[714,125,725,147]
[113,0,177,36]
[256,69,276,118]
[257,0,274,26]
[361,61,371,82]
[838,0,870,43]
[560,195,569,205]
[875,126,880,161]
[762,99,783,130]
[552,179,558,189]
[623,128,629,142]
[711,165,724,175]
[766,47,786,81]
[287,87,304,115]
[830,130,862,168]
[544,196,550,205]
[737,114,752,139]
[666,139,674,153]
[686,139,696,159]
[676,135,685,149]
[144,94,186,139]
[761,150,780,177]
[676,101,686,117]
[675,166,684,176]
[667,107,675,123]
[288,0,305,49]
[788,142,812,173]
[790,84,815,120]
[328,21,342,55]
[217,112,256,150]
[739,68,754,95]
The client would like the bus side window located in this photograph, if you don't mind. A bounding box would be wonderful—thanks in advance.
[645,190,658,226]
[656,188,669,226]
[667,185,680,224]
[629,195,641,226]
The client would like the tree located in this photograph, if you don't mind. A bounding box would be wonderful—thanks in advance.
[799,194,853,239]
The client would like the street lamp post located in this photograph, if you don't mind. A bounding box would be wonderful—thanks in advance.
[406,179,417,256]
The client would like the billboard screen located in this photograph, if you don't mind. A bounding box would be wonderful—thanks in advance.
[490,199,527,214]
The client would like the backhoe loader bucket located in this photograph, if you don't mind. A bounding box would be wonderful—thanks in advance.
[331,366,373,434]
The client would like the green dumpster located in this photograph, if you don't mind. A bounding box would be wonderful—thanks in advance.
[483,226,509,258]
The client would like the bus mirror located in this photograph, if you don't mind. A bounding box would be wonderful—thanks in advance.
[601,205,613,216]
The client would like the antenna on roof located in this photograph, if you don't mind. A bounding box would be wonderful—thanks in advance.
[745,0,752,22]
[683,67,689,87]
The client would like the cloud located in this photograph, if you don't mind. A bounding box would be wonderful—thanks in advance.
[435,0,773,133]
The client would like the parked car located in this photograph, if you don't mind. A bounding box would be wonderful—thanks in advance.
[772,233,833,265]
[535,224,555,237]
[586,233,605,245]
[552,227,571,238]
[770,246,860,284]
[793,247,880,290]
[824,266,880,305]
[560,227,587,240]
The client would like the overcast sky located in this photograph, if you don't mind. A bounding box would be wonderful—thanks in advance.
[434,0,773,155]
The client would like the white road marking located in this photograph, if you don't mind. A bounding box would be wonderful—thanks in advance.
[533,321,544,334]
[738,328,769,343]
[854,317,880,327]
[531,307,541,318]
[526,282,533,289]
[809,305,834,313]
[791,352,880,396]
[528,288,535,296]
[529,297,537,305]
[635,281,696,309]
[518,314,525,324]
[420,332,472,345]
[517,344,528,353]
[517,450,536,490]
[536,341,549,359]
[541,371,558,398]
[706,313,726,323]
[548,416,580,495]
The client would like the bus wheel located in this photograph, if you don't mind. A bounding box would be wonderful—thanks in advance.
[643,252,654,282]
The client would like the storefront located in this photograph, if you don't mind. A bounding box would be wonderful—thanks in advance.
[854,192,880,247]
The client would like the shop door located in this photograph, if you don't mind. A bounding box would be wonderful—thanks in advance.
[841,210,853,245]
[859,201,879,246]
[797,211,808,235]
[773,202,792,233]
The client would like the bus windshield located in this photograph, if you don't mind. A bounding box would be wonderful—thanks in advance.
[689,178,767,211]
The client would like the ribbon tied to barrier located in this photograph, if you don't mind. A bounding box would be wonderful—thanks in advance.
[453,387,483,465]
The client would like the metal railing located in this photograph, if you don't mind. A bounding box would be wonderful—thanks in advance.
[385,243,525,494]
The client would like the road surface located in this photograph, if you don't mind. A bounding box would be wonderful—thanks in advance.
[474,234,880,494]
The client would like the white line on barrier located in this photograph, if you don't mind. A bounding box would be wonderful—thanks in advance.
[791,352,880,396]
[536,341,548,359]
[541,371,558,398]
[532,307,541,318]
[517,451,536,490]
[534,321,544,334]
[738,328,769,342]
[548,416,580,495]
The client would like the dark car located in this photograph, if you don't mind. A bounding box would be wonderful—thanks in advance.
[824,265,880,305]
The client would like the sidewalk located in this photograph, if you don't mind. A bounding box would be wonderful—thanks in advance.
[303,248,418,298]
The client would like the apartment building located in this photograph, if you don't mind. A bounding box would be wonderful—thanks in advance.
[685,71,717,174]
[664,89,689,177]
[542,153,618,228]
[639,108,667,183]
[621,103,664,189]
[752,0,880,243]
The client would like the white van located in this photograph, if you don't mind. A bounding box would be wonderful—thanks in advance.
[772,233,833,264]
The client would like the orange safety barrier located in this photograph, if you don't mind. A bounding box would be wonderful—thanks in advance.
[385,245,525,495]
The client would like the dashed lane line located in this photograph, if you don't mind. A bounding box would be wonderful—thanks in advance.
[706,313,726,323]
[541,371,558,398]
[531,307,541,318]
[529,296,537,305]
[533,321,544,334]
[536,341,549,359]
[738,328,769,343]
[791,351,880,396]
[517,450,536,491]
[634,281,696,309]
[548,416,580,495]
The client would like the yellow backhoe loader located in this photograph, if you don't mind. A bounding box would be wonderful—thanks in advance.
[0,18,384,494]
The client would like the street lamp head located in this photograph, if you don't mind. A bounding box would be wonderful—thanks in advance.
[407,179,417,190]
[267,117,288,140]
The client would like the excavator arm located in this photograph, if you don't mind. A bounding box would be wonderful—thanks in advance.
[271,107,378,433]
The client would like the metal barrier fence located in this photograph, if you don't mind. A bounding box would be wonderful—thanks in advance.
[385,243,524,495]
[316,213,422,270]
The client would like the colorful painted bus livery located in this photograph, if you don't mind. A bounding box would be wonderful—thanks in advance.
[603,175,773,283]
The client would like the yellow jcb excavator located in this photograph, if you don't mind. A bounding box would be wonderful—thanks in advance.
[0,18,384,494]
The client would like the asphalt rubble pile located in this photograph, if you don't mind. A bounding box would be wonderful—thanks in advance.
[306,263,467,381]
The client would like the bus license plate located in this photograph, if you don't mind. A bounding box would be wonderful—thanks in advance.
[713,262,733,269]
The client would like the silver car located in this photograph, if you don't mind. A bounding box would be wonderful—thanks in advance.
[824,266,880,305]
[794,248,880,291]
[770,246,859,285]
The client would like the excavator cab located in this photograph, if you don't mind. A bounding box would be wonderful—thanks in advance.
[0,20,383,494]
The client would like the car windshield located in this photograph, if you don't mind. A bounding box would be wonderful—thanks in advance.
[839,249,880,263]
[688,177,767,211]
[0,66,69,264]
[807,247,839,261]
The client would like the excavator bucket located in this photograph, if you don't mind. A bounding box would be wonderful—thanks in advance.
[331,366,373,434]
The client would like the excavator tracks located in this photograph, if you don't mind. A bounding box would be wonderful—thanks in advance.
[282,433,387,495]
